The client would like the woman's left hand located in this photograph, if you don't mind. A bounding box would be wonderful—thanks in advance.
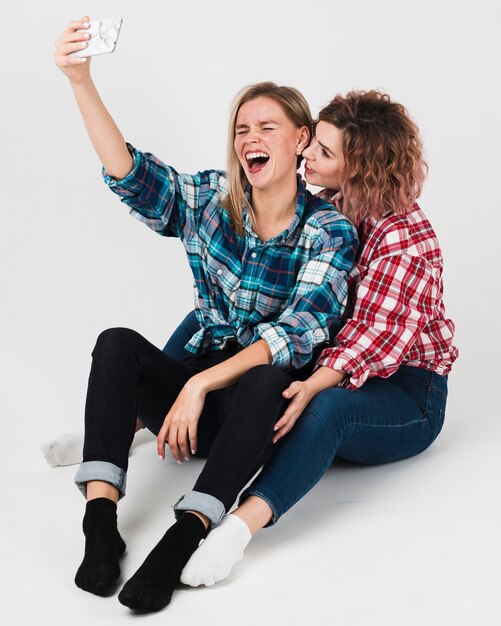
[157,378,207,463]
[272,380,316,443]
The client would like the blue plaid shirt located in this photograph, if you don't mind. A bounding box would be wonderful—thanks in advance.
[103,145,358,370]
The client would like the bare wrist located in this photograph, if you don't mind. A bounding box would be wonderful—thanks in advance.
[309,366,347,395]
[302,378,319,396]
[69,74,94,90]
[185,374,210,394]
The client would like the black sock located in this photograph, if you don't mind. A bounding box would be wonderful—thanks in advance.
[74,498,126,596]
[118,513,207,612]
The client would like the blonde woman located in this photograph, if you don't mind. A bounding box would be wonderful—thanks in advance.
[161,91,458,587]
[54,17,357,612]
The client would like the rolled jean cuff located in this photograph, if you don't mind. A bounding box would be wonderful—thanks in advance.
[239,487,281,527]
[74,461,127,499]
[173,491,225,527]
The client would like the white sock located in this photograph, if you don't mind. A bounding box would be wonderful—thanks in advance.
[180,514,252,587]
[40,430,84,467]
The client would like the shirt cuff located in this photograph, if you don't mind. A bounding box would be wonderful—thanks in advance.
[316,347,369,390]
[255,323,292,369]
[102,143,143,194]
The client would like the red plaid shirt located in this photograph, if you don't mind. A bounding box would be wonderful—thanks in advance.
[316,202,458,389]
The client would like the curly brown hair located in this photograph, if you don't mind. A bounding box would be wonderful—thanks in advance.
[318,90,427,224]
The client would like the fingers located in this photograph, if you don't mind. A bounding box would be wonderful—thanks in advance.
[157,421,169,460]
[273,424,292,444]
[57,41,90,59]
[54,35,90,53]
[169,422,196,463]
[63,25,90,43]
[67,17,90,30]
[168,425,183,464]
[282,381,303,399]
[274,390,306,432]
[157,385,203,463]
[273,383,311,443]
[56,18,90,45]
[67,17,91,35]
[273,409,300,442]
[54,17,91,61]
[272,412,298,443]
[178,428,191,463]
[273,403,305,441]
[273,406,297,433]
[55,55,88,67]
[188,423,197,457]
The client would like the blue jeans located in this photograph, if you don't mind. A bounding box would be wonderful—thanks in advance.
[163,311,200,360]
[163,311,448,526]
[241,365,447,524]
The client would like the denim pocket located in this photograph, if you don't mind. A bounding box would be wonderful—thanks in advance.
[429,383,448,398]
[424,377,447,442]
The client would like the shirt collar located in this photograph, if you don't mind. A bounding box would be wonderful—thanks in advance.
[242,175,307,245]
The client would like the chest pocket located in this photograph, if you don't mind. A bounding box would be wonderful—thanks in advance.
[206,255,241,301]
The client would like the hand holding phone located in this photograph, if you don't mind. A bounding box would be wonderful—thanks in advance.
[69,17,123,58]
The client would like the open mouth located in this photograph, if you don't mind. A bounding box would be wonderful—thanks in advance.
[245,151,270,173]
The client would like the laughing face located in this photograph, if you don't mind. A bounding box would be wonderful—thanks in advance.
[302,121,345,191]
[234,96,308,193]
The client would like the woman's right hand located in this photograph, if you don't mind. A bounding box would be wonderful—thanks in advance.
[53,16,132,179]
[272,380,317,443]
[53,16,92,82]
[272,366,347,443]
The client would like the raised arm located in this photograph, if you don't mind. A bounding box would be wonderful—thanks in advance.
[53,16,133,179]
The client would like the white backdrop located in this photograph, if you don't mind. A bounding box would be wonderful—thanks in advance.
[3,0,500,441]
[1,0,500,623]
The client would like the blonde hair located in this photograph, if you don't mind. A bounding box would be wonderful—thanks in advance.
[222,82,313,235]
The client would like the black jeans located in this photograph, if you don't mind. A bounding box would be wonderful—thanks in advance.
[78,327,294,516]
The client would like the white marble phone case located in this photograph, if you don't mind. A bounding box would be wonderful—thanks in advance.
[70,17,123,58]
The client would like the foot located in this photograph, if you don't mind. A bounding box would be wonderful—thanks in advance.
[118,513,206,612]
[41,430,83,467]
[181,514,251,587]
[74,498,126,596]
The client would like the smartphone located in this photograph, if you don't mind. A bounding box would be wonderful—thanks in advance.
[70,17,123,58]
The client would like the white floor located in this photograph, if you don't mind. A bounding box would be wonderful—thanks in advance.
[2,378,500,626]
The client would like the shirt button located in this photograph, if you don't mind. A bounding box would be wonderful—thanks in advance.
[217,269,223,275]
[251,252,257,259]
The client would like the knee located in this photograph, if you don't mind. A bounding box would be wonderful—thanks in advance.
[233,366,291,425]
[239,364,291,393]
[92,327,142,361]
